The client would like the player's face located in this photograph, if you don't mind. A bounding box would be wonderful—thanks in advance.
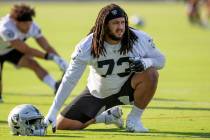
[16,21,32,33]
[106,17,125,41]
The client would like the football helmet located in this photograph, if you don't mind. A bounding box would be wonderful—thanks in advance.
[8,104,46,136]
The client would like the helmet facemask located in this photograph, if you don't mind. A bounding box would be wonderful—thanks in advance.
[20,117,46,136]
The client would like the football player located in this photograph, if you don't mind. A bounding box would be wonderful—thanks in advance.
[187,0,210,27]
[206,0,210,19]
[45,3,165,133]
[0,4,68,102]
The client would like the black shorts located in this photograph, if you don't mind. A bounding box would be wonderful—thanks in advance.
[60,74,134,123]
[0,49,24,65]
[0,49,24,79]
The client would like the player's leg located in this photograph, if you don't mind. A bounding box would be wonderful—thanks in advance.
[5,49,58,91]
[17,55,58,91]
[132,67,158,109]
[56,88,103,130]
[207,0,210,19]
[126,67,159,132]
[187,0,201,23]
[57,106,123,130]
[56,88,123,130]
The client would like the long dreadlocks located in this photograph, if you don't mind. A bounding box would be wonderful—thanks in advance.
[89,3,138,58]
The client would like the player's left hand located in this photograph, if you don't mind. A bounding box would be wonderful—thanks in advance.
[129,57,146,72]
[44,112,57,133]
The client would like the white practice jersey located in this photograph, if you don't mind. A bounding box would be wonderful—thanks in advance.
[0,15,42,55]
[51,28,165,112]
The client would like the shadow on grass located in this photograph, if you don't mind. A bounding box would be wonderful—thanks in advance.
[1,121,209,138]
[5,92,51,97]
[123,106,210,111]
[0,120,7,124]
[154,131,210,138]
[1,102,51,106]
[45,134,84,138]
[1,102,70,107]
[81,128,210,138]
[148,106,210,111]
[153,98,186,102]
[4,92,78,98]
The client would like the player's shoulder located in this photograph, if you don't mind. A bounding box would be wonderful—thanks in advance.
[0,15,17,33]
[130,27,157,51]
[71,34,93,62]
[76,33,93,53]
[130,27,152,41]
[30,22,41,31]
[28,22,42,37]
[0,15,18,40]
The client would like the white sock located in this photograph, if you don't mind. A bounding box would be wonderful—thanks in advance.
[128,105,144,120]
[43,75,56,90]
[95,110,108,123]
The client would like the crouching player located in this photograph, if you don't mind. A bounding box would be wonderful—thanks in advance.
[44,3,165,133]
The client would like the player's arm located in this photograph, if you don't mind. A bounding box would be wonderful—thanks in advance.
[141,38,165,70]
[36,36,68,71]
[10,39,46,59]
[35,36,58,55]
[44,44,88,132]
[129,38,165,72]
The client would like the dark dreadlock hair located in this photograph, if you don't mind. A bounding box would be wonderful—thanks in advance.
[89,3,138,58]
[10,4,35,22]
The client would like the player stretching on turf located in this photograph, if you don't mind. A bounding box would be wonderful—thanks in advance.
[0,4,68,102]
[45,3,165,133]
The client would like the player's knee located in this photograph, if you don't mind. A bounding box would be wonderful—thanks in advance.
[134,68,158,88]
[145,68,159,88]
[56,115,85,130]
[134,68,159,86]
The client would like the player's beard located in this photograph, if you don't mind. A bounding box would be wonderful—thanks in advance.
[107,28,124,41]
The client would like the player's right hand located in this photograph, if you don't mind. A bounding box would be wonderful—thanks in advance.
[129,57,146,72]
[52,55,68,71]
[44,113,57,133]
[44,52,56,60]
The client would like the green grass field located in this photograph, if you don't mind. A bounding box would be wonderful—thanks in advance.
[0,1,210,140]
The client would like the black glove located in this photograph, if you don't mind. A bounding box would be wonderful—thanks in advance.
[129,57,146,72]
[44,53,56,60]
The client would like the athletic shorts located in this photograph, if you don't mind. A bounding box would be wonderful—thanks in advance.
[0,49,24,79]
[60,73,135,123]
[0,49,24,65]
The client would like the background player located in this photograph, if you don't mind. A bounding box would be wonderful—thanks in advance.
[187,0,210,27]
[0,4,68,102]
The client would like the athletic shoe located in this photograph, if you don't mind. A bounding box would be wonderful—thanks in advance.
[126,116,148,132]
[105,106,124,128]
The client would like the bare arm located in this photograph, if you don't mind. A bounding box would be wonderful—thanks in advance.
[35,36,58,55]
[10,39,46,59]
